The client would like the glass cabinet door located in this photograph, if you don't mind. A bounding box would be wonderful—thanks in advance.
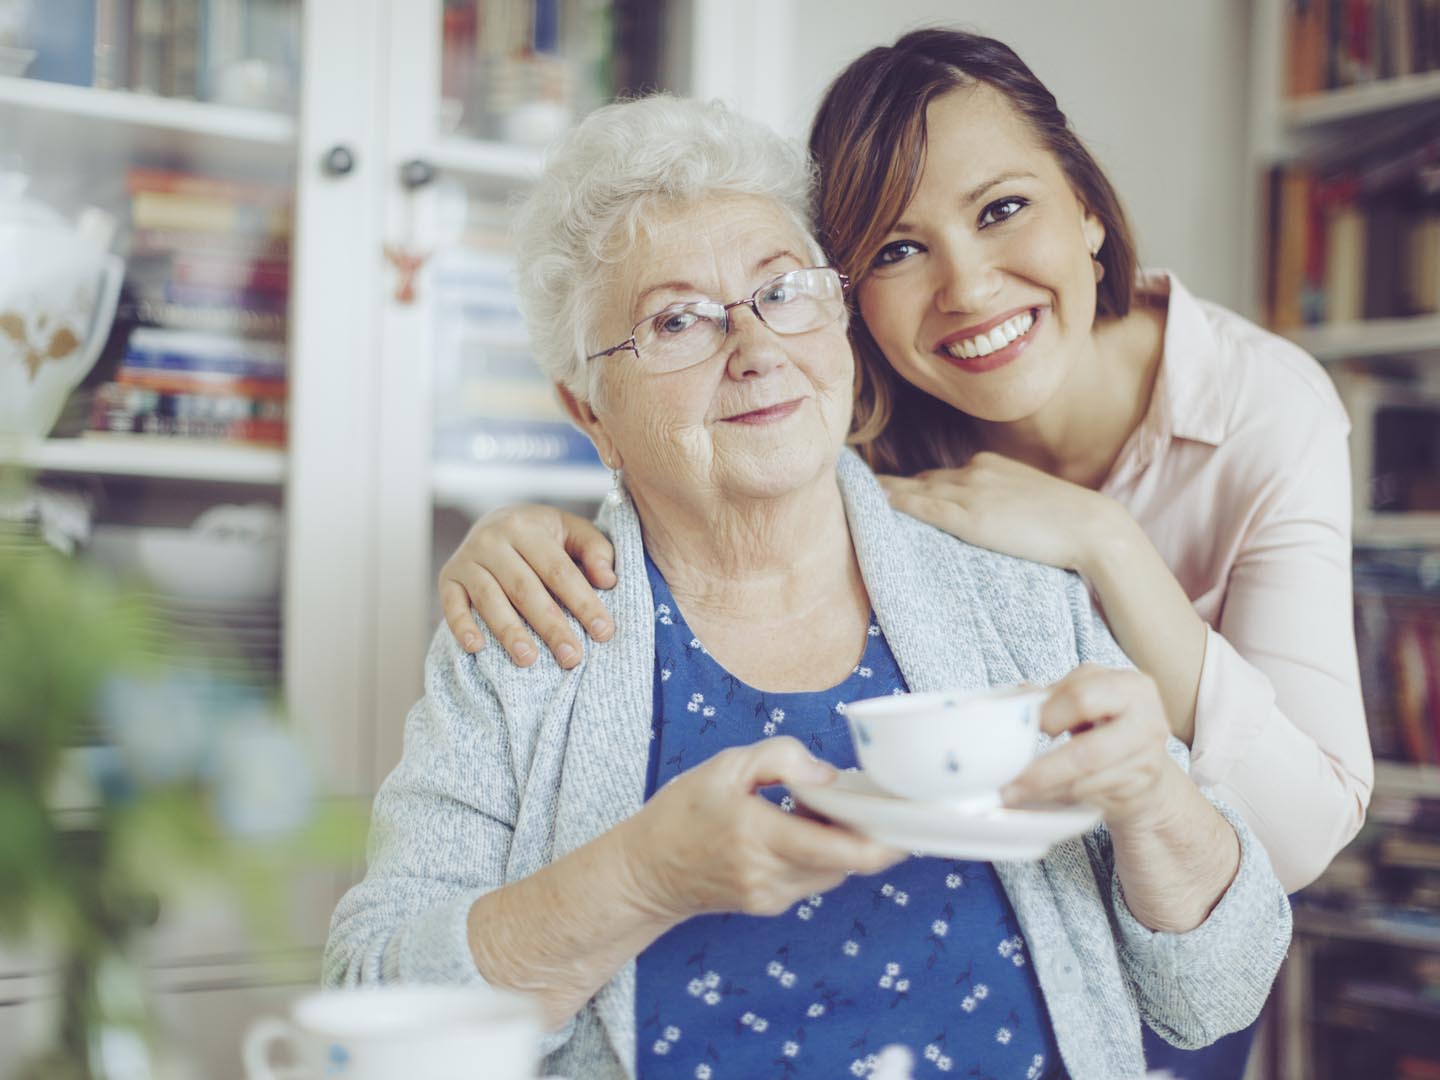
[370,0,697,774]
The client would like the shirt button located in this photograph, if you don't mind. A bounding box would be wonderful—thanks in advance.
[1055,948,1084,993]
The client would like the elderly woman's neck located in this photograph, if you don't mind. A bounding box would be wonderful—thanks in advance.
[634,473,861,624]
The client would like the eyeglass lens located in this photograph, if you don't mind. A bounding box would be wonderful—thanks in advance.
[635,268,845,372]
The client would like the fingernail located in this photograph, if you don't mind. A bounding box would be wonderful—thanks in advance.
[589,617,613,639]
[512,641,536,663]
[462,633,479,652]
[557,643,579,666]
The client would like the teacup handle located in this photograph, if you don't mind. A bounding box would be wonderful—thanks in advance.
[242,1016,297,1079]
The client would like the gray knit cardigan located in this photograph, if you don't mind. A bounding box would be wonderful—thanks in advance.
[324,449,1292,1080]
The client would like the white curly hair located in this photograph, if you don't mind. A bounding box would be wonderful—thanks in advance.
[511,94,824,401]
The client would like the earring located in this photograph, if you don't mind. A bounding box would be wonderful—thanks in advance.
[605,463,624,506]
[1091,250,1105,284]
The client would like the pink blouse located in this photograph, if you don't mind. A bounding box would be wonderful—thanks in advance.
[1103,272,1373,891]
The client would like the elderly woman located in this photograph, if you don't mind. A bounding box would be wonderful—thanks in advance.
[324,96,1289,1080]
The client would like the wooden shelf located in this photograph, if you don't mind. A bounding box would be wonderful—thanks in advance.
[431,461,610,506]
[0,436,287,485]
[0,76,295,145]
[425,136,545,186]
[1285,315,1440,362]
[1374,760,1440,799]
[1294,907,1440,951]
[1285,70,1440,130]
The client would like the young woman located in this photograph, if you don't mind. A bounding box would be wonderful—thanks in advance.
[434,31,1372,1074]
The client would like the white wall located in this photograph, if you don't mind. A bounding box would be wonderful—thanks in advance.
[768,1,1252,311]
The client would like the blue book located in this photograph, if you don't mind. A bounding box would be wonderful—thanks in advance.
[28,0,97,86]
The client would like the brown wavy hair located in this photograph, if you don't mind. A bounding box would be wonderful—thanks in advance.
[809,28,1139,474]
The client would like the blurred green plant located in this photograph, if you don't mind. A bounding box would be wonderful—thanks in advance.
[0,475,362,1079]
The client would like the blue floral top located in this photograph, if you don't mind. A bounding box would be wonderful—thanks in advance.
[636,556,1061,1079]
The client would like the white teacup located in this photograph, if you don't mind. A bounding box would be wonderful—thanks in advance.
[846,685,1047,805]
[242,984,542,1080]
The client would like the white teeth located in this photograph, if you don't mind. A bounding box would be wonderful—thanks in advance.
[942,310,1036,361]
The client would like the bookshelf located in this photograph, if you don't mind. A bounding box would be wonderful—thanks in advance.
[1253,6,1440,1077]
[0,74,295,144]
[424,135,545,185]
[1286,315,1440,361]
[1285,69,1440,129]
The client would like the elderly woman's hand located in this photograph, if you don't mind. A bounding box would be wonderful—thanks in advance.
[624,737,906,920]
[437,504,617,668]
[1002,665,1241,932]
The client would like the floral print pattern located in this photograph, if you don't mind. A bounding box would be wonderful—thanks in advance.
[637,556,1060,1078]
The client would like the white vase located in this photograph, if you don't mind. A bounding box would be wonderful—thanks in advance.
[0,178,124,439]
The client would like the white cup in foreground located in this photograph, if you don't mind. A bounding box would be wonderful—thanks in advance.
[846,685,1047,805]
[243,984,542,1080]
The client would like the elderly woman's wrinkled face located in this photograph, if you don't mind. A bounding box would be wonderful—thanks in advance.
[574,194,855,506]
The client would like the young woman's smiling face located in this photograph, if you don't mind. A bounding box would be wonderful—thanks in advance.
[856,83,1106,424]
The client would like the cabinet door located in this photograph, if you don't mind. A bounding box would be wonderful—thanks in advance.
[284,0,390,798]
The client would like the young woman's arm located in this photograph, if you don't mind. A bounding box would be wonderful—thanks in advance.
[882,418,1372,892]
[881,452,1208,741]
[437,504,615,668]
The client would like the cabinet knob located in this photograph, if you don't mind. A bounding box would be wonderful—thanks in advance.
[322,145,356,177]
[400,159,437,190]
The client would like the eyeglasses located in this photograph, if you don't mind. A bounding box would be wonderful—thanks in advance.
[586,266,851,374]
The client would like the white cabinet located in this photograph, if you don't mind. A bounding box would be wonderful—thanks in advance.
[0,1,771,1072]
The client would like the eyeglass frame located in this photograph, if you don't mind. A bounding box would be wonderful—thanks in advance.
[584,265,852,369]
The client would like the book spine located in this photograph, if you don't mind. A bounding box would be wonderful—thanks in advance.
[126,167,290,205]
[115,368,289,400]
[130,191,292,235]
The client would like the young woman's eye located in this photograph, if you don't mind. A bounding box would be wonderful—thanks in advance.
[979,197,1028,227]
[871,240,922,269]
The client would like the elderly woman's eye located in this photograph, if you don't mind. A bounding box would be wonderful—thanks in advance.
[871,240,921,269]
[656,310,700,336]
[761,282,797,305]
[979,197,1028,227]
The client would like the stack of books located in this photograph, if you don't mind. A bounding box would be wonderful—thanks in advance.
[430,243,599,469]
[440,0,656,142]
[89,328,286,446]
[123,166,291,341]
[1261,118,1440,329]
[25,0,300,110]
[1286,0,1440,95]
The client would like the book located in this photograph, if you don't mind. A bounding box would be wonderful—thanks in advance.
[127,167,291,206]
[434,416,601,467]
[1273,166,1313,329]
[125,327,288,369]
[1394,618,1437,764]
[1325,202,1367,323]
[92,0,130,89]
[129,0,170,94]
[169,252,290,295]
[28,0,97,86]
[129,227,290,261]
[127,299,287,340]
[130,191,292,235]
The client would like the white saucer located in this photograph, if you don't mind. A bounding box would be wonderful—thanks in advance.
[789,770,1102,861]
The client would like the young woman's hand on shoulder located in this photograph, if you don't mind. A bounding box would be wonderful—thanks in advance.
[878,451,1123,574]
[438,504,617,668]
